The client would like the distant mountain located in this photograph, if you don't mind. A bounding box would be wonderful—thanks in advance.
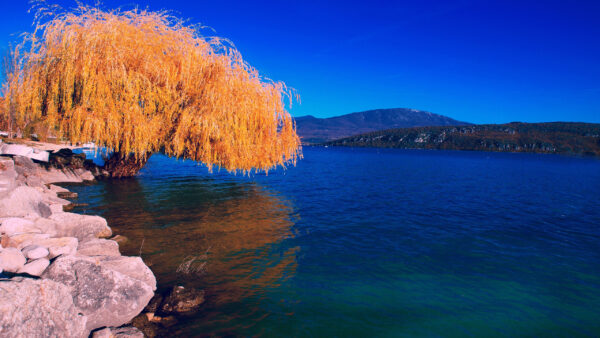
[324,122,600,156]
[295,108,470,144]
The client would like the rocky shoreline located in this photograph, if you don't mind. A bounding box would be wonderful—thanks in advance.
[0,143,155,337]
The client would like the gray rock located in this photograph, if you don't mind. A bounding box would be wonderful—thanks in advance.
[0,157,17,198]
[34,237,79,258]
[1,145,49,162]
[95,256,156,290]
[43,255,155,331]
[0,186,52,218]
[48,184,70,194]
[92,326,144,338]
[0,156,15,172]
[0,218,42,236]
[0,247,26,273]
[78,239,121,256]
[49,203,66,214]
[5,233,51,250]
[17,257,50,276]
[49,212,112,241]
[37,167,86,184]
[21,244,49,260]
[92,327,112,338]
[25,175,44,188]
[13,155,38,174]
[75,168,95,181]
[32,217,59,233]
[0,277,87,338]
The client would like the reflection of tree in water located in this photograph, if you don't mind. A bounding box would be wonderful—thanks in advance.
[97,177,298,307]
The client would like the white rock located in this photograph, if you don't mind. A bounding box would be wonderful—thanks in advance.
[49,212,112,241]
[0,218,41,236]
[0,277,88,337]
[38,167,85,185]
[0,186,52,218]
[92,326,144,338]
[78,239,121,256]
[0,144,33,158]
[18,257,50,276]
[29,237,79,259]
[6,233,51,250]
[92,328,112,338]
[0,247,26,272]
[0,157,17,198]
[49,203,66,214]
[21,245,49,260]
[96,256,157,290]
[48,184,70,193]
[29,148,50,162]
[75,168,95,181]
[43,255,155,331]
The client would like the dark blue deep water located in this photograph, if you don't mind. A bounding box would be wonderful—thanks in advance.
[68,147,600,336]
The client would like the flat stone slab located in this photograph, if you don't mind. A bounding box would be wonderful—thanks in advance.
[0,144,49,162]
[18,257,50,276]
[78,238,121,257]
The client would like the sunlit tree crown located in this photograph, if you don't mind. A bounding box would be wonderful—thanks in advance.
[2,3,301,173]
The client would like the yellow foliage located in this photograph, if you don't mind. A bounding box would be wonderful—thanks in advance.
[0,97,5,130]
[1,4,300,173]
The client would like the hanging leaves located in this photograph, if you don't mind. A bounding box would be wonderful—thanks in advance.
[1,3,301,173]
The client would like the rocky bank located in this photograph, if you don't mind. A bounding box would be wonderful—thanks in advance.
[0,142,155,337]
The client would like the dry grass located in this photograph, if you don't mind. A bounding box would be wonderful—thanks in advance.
[1,2,300,173]
[176,247,211,276]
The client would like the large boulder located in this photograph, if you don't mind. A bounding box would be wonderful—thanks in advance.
[0,186,52,218]
[49,212,112,241]
[95,256,156,290]
[0,277,88,338]
[43,255,155,331]
[0,218,43,236]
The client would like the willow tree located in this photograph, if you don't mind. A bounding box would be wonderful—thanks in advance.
[1,4,300,177]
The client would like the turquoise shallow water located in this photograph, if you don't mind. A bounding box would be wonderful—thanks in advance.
[68,147,600,336]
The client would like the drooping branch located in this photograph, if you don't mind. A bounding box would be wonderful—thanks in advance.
[1,4,301,177]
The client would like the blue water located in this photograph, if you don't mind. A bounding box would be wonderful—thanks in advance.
[68,147,600,336]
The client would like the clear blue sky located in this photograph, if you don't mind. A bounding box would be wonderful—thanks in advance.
[1,0,599,124]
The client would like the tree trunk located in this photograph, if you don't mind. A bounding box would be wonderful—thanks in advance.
[102,152,151,178]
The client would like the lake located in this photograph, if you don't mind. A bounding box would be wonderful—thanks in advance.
[68,146,600,336]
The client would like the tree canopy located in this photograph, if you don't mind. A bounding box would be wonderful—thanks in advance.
[1,4,300,174]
